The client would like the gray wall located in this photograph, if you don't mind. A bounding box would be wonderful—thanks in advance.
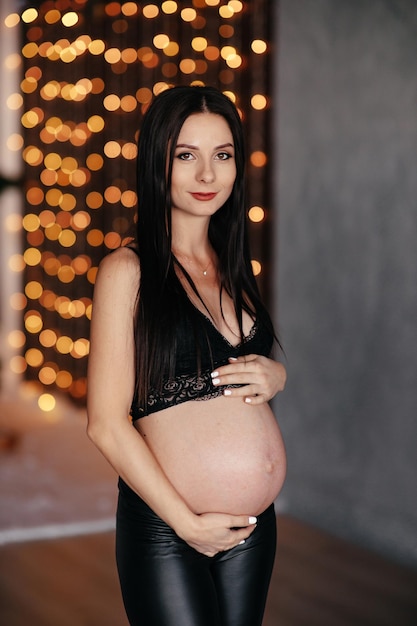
[273,0,417,569]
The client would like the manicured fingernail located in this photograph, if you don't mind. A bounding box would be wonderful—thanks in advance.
[223,389,232,396]
[245,397,252,403]
[229,357,238,362]
[212,378,220,385]
[239,540,246,545]
[211,371,219,378]
[249,516,257,524]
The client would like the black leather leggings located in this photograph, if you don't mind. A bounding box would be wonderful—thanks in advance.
[116,479,277,626]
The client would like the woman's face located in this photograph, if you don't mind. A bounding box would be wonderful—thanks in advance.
[170,112,236,221]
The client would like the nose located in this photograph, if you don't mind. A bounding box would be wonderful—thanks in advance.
[197,158,215,183]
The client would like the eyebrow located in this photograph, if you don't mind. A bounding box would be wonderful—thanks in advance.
[175,142,234,150]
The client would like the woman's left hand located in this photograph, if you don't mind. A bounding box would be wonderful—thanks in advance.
[211,355,287,405]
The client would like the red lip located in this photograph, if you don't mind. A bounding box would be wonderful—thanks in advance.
[190,192,217,201]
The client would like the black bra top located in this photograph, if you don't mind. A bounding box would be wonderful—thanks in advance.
[130,303,273,420]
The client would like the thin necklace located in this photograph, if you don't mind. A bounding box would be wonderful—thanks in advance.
[202,260,211,276]
[172,252,213,277]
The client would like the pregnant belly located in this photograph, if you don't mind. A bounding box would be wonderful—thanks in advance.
[136,395,287,516]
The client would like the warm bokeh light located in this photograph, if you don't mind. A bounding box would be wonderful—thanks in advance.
[5,13,21,28]
[251,260,262,276]
[10,356,27,375]
[38,393,56,411]
[122,3,139,17]
[251,94,268,110]
[250,151,268,167]
[248,206,265,223]
[8,330,26,349]
[162,1,178,14]
[143,5,159,19]
[21,8,38,24]
[39,366,57,385]
[61,12,79,27]
[88,39,105,55]
[7,133,24,151]
[251,39,267,54]
[229,1,244,12]
[13,0,271,404]
[219,5,234,19]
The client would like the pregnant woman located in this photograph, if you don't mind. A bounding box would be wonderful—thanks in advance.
[87,85,287,626]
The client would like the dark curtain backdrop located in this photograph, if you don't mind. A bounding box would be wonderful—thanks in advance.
[17,0,273,404]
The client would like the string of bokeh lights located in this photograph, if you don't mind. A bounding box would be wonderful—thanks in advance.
[3,0,272,411]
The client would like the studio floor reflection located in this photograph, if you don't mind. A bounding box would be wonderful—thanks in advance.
[1,390,417,626]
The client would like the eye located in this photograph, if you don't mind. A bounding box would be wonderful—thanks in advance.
[176,151,195,161]
[215,151,233,161]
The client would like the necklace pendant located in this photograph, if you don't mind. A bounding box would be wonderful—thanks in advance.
[203,270,208,276]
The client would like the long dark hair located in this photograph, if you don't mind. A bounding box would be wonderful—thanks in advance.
[134,85,274,408]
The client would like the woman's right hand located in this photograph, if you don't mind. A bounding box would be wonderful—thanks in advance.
[179,512,257,557]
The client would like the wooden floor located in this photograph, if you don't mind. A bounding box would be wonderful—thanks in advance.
[0,515,416,626]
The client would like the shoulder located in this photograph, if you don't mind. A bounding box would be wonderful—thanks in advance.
[97,246,140,281]
[94,247,140,307]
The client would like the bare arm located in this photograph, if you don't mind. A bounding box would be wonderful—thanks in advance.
[86,247,256,556]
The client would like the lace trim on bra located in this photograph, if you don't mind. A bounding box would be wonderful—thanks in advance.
[150,370,230,407]
[132,368,246,420]
[131,322,258,418]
